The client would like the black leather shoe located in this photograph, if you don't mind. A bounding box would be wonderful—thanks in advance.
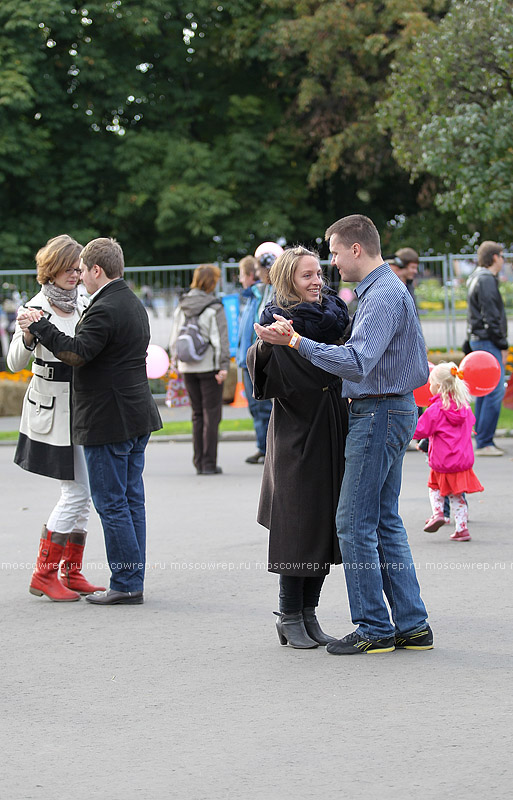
[85,589,144,605]
[245,450,265,464]
[200,466,223,475]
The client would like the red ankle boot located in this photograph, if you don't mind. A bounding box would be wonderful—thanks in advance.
[30,527,80,602]
[60,532,106,595]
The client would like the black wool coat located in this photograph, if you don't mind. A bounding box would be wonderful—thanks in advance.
[29,280,162,446]
[247,341,348,576]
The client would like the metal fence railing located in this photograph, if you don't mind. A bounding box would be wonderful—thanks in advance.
[2,254,513,352]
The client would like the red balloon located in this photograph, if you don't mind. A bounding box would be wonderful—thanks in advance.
[414,381,433,406]
[459,350,501,396]
[413,362,435,406]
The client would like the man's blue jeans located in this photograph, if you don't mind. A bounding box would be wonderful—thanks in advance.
[242,368,272,454]
[470,340,505,449]
[336,393,428,640]
[84,434,150,592]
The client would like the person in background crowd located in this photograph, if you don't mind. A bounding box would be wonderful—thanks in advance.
[466,240,508,456]
[256,253,275,320]
[169,264,230,475]
[388,247,419,306]
[8,234,105,602]
[235,255,272,464]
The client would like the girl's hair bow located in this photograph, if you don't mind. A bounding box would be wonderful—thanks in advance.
[450,366,464,379]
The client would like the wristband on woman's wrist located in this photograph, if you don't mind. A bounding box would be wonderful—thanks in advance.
[288,333,300,349]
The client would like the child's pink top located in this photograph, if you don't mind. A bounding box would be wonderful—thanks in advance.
[413,395,476,474]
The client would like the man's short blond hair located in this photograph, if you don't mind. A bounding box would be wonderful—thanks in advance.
[81,237,124,279]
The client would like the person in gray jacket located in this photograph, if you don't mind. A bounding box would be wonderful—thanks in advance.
[466,240,509,456]
[169,264,230,475]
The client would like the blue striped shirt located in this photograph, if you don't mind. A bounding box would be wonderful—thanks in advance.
[297,263,429,398]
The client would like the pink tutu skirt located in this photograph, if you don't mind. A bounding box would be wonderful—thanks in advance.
[428,468,484,495]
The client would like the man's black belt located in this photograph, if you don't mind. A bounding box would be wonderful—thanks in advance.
[356,393,403,399]
[33,358,72,382]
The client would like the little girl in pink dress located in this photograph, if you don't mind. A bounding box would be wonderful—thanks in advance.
[414,362,483,541]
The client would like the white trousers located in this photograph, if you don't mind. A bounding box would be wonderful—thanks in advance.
[46,445,91,534]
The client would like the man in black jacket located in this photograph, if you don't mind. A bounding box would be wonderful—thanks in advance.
[466,241,509,456]
[21,238,162,603]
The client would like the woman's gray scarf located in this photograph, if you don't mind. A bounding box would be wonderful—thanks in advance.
[42,282,78,313]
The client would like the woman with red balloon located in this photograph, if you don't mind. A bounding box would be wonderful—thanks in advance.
[413,362,483,542]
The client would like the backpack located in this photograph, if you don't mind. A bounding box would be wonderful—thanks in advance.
[175,306,214,363]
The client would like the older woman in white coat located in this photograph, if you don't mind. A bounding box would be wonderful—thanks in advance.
[8,235,105,601]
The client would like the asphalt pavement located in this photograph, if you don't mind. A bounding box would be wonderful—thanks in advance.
[2,434,513,800]
[3,283,513,797]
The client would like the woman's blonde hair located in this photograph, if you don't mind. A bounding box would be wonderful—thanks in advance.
[269,246,323,308]
[36,234,82,285]
[429,362,471,409]
[190,264,221,294]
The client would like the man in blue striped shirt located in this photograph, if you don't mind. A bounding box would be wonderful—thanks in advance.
[255,215,433,655]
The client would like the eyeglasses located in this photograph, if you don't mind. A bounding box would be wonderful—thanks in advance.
[64,267,82,274]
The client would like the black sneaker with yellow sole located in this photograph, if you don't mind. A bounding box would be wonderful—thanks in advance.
[395,625,434,650]
[326,631,395,655]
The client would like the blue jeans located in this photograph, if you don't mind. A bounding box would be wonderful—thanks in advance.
[470,340,505,448]
[336,393,428,640]
[242,368,272,454]
[84,434,150,592]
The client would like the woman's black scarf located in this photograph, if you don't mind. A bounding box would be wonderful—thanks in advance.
[260,287,349,344]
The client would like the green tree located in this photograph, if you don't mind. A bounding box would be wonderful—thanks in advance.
[0,1,189,265]
[258,0,449,235]
[379,0,513,244]
[0,0,324,266]
[1,0,469,268]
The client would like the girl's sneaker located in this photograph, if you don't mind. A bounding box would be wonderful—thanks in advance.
[450,528,471,542]
[423,514,446,532]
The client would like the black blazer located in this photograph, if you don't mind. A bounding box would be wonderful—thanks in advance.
[29,280,162,445]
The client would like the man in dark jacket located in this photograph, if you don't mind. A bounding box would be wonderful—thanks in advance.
[21,238,162,603]
[466,241,508,456]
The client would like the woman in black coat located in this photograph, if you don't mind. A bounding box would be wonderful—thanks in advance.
[246,246,349,649]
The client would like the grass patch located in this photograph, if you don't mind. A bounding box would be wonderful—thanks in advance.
[1,408,512,441]
[0,431,19,441]
[153,417,255,437]
[0,417,255,441]
[495,406,513,429]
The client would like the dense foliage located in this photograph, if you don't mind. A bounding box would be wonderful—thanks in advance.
[380,0,513,246]
[2,0,509,269]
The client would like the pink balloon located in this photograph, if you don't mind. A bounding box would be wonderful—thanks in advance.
[254,241,284,259]
[339,287,355,303]
[146,344,170,379]
[459,350,501,396]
